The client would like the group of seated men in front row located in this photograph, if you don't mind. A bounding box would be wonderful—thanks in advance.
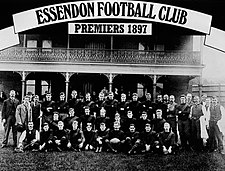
[3,89,223,155]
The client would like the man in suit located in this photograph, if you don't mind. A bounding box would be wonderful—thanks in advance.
[1,90,20,148]
[14,95,32,152]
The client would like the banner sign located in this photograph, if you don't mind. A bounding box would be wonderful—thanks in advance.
[13,0,212,34]
[68,23,152,35]
[0,26,19,50]
[205,27,225,52]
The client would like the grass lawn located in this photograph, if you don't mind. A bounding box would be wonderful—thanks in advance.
[1,125,225,171]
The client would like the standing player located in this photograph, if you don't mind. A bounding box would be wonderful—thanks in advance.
[1,90,20,148]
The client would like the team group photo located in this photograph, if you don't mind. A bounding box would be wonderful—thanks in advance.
[1,0,225,170]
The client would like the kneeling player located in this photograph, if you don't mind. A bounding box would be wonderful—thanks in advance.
[39,122,54,152]
[159,122,176,155]
[68,120,85,151]
[124,123,141,155]
[95,122,109,153]
[105,121,125,153]
[53,121,69,151]
[15,121,39,153]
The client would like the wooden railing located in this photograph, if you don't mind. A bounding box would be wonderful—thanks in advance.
[0,47,201,65]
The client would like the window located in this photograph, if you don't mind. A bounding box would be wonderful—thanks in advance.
[26,80,35,95]
[42,40,52,52]
[27,40,37,51]
[42,80,51,95]
[137,83,144,98]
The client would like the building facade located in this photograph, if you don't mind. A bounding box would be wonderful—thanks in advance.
[0,19,204,102]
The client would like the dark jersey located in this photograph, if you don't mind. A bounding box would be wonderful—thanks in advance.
[137,118,151,132]
[176,103,191,121]
[40,129,53,144]
[69,129,84,144]
[108,129,125,141]
[151,118,166,133]
[142,100,155,119]
[95,116,110,131]
[103,99,118,119]
[159,131,175,148]
[56,100,69,114]
[95,129,109,140]
[68,98,82,117]
[117,101,129,119]
[25,129,37,143]
[125,131,140,144]
[140,130,156,145]
[41,100,56,117]
[53,129,68,141]
[128,101,142,119]
[83,130,95,144]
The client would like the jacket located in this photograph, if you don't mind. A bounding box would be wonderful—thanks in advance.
[1,98,20,120]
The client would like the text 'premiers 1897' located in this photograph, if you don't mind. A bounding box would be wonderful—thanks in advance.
[68,23,152,35]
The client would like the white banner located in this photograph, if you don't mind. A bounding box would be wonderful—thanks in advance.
[0,26,19,50]
[68,23,152,35]
[13,0,212,34]
[205,27,225,52]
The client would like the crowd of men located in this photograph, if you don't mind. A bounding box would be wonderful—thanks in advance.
[1,89,225,155]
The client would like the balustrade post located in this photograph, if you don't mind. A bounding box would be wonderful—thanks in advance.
[64,72,71,102]
[21,71,26,100]
[153,75,157,103]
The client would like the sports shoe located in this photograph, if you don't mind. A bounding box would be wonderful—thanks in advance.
[14,147,24,153]
[1,144,6,148]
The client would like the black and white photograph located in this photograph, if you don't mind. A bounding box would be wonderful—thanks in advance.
[0,0,225,170]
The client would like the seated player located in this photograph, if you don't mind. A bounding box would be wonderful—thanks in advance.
[15,121,39,153]
[83,122,95,151]
[124,123,141,155]
[105,121,125,153]
[64,108,79,130]
[110,112,123,129]
[80,107,95,130]
[151,109,166,133]
[95,122,109,153]
[122,110,137,132]
[39,122,54,152]
[52,121,69,151]
[158,122,176,155]
[140,122,157,153]
[137,111,151,132]
[95,107,110,131]
[49,111,60,132]
[68,120,85,151]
